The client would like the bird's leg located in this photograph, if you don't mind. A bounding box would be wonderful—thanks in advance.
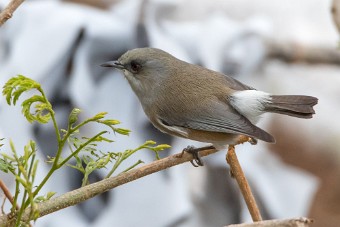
[179,145,215,167]
[248,138,258,145]
[236,135,257,145]
[182,146,204,167]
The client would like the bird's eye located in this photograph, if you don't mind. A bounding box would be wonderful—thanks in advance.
[130,61,142,73]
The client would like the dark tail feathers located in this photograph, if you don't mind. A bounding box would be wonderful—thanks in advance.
[265,95,318,118]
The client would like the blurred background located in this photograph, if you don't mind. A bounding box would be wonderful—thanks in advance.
[0,0,340,226]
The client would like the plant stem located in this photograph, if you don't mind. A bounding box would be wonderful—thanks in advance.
[9,141,21,214]
[38,88,61,143]
[0,146,218,224]
[105,153,123,178]
[28,130,107,207]
[26,88,62,205]
[122,160,144,173]
[105,142,153,178]
[58,131,107,168]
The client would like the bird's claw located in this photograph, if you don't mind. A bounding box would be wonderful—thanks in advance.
[182,145,204,167]
[248,137,258,145]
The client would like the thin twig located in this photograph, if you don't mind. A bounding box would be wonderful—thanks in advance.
[0,146,218,225]
[0,0,25,26]
[227,144,262,222]
[266,39,340,64]
[332,0,340,33]
[226,217,313,227]
[1,197,6,214]
[0,179,19,210]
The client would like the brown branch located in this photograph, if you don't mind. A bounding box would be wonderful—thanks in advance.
[0,146,219,225]
[0,179,19,210]
[0,141,308,226]
[227,144,262,222]
[0,0,25,26]
[332,0,340,33]
[1,197,6,215]
[226,217,313,227]
[266,40,340,65]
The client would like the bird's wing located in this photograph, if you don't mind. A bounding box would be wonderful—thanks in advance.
[221,74,255,91]
[160,98,274,143]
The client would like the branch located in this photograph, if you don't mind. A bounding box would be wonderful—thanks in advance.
[227,145,262,222]
[266,40,340,64]
[226,217,313,227]
[0,179,19,210]
[0,0,25,26]
[332,0,340,33]
[0,146,218,225]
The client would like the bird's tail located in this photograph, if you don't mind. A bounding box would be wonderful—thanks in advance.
[265,95,318,118]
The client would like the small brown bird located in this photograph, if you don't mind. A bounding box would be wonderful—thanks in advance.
[101,48,318,165]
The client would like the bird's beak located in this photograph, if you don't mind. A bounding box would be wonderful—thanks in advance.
[100,61,125,70]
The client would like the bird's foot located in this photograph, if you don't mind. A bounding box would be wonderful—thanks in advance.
[236,135,257,145]
[181,145,204,167]
[248,137,257,145]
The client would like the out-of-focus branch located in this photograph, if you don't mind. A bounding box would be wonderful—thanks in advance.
[63,0,118,9]
[227,217,313,227]
[332,0,340,33]
[266,40,340,64]
[0,146,218,225]
[0,0,25,26]
[0,179,19,210]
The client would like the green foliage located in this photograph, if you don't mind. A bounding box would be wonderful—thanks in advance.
[3,75,52,123]
[0,75,170,226]
[34,192,56,203]
[1,140,40,225]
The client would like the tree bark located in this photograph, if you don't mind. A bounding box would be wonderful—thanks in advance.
[0,0,25,26]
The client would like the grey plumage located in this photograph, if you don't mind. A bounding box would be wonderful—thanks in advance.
[265,95,318,119]
[101,48,318,146]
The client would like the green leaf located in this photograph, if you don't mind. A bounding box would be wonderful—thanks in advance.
[47,191,56,199]
[34,191,56,203]
[144,140,156,146]
[46,156,55,164]
[88,135,113,143]
[0,158,14,173]
[152,144,172,151]
[68,108,81,127]
[114,128,131,135]
[66,154,85,173]
[15,175,28,187]
[32,203,40,221]
[32,159,39,179]
[2,75,41,105]
[21,95,51,123]
[0,138,4,148]
[100,119,121,125]
[12,87,27,105]
[34,103,52,123]
[137,140,171,160]
[23,140,36,161]
[91,112,107,121]
[3,75,53,124]
[34,196,46,203]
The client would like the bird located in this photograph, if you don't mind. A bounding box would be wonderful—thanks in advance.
[101,47,318,166]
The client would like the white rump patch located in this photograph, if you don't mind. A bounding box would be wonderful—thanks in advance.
[230,90,272,124]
